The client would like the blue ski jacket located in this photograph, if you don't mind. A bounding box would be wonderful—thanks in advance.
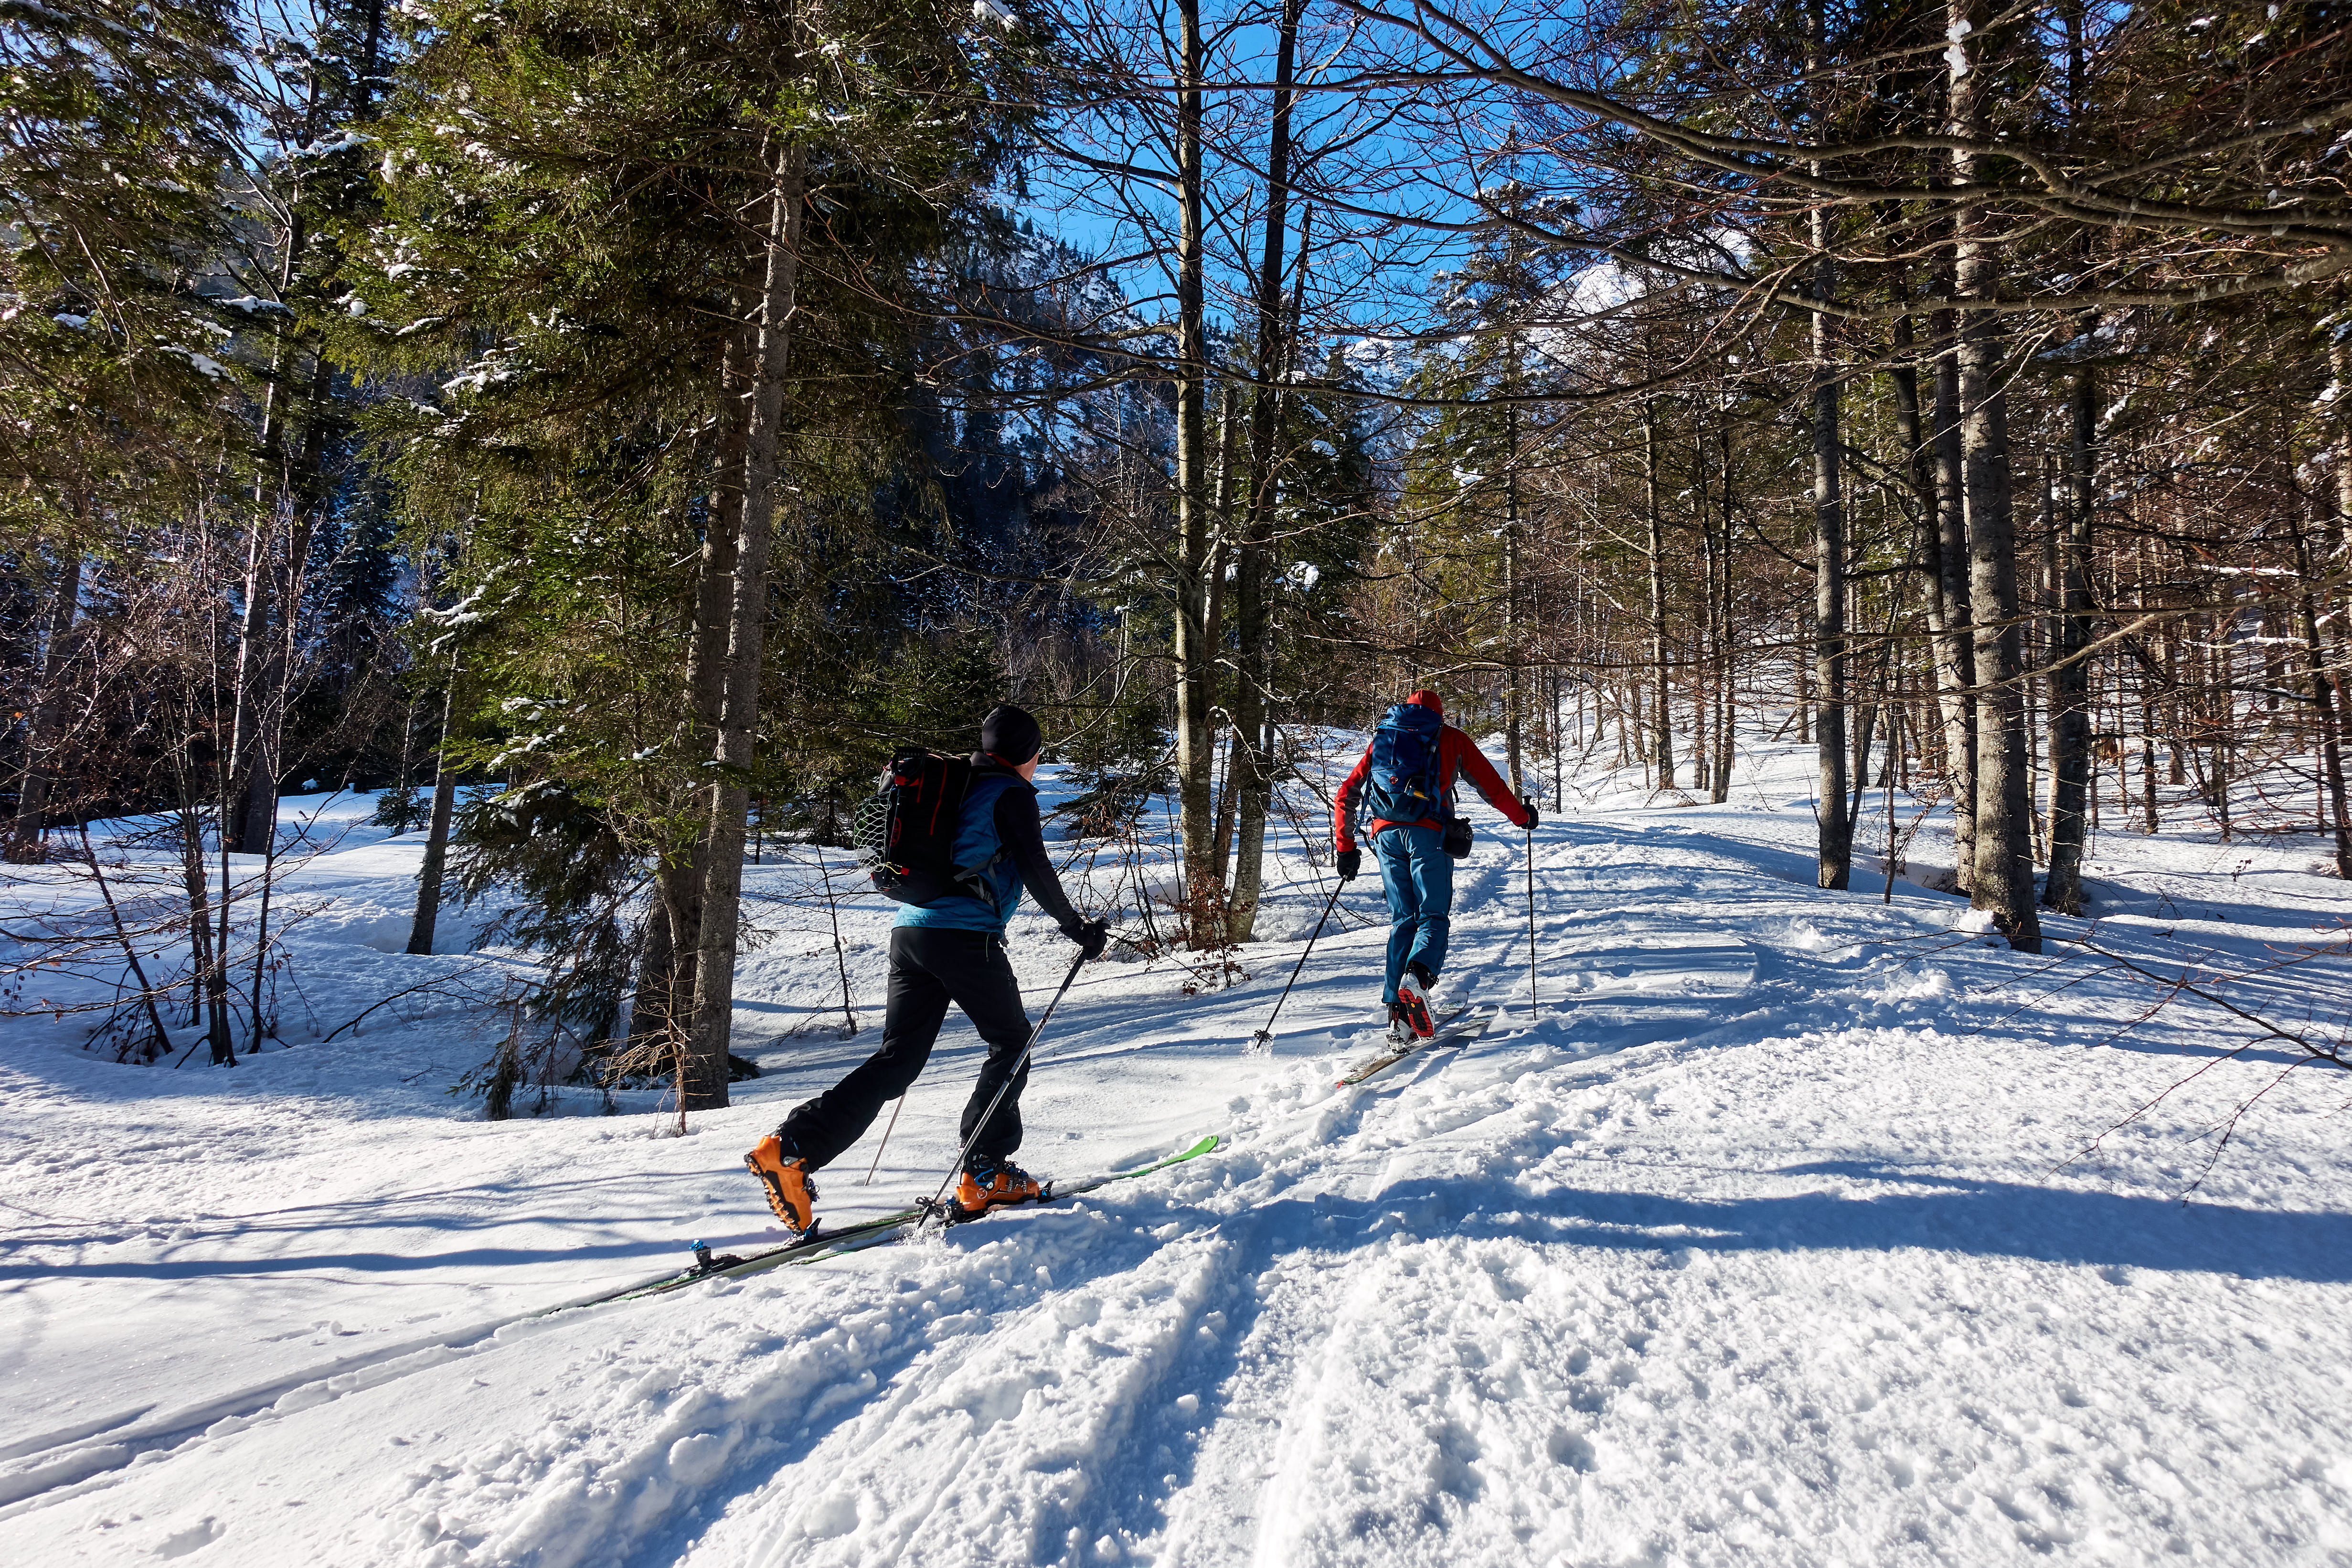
[894,756,1086,937]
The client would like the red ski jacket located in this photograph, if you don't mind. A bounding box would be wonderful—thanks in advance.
[1333,725,1531,853]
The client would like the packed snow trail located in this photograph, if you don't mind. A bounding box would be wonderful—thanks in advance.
[4,746,2352,1564]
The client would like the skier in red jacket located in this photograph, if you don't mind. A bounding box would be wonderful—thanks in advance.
[1332,690,1535,1039]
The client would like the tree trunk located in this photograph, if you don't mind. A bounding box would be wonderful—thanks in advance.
[1708,412,1735,802]
[247,517,316,1051]
[660,301,757,1022]
[1699,526,1718,798]
[2288,505,2352,878]
[1849,638,1875,833]
[629,888,686,1064]
[406,671,460,956]
[1170,0,1218,942]
[1505,481,1523,795]
[238,335,337,854]
[222,512,274,857]
[177,805,233,1063]
[1957,336,2038,950]
[645,863,699,1047]
[2336,333,2352,543]
[2043,347,2096,913]
[1206,388,1241,889]
[1893,304,1970,857]
[240,501,325,855]
[1503,331,1524,794]
[1204,384,1237,666]
[1208,727,1239,885]
[1931,314,1976,888]
[1803,0,1849,883]
[1643,398,1674,789]
[1228,7,1308,945]
[1949,0,2039,950]
[7,554,83,860]
[2031,482,2052,865]
[686,139,805,1110]
[1793,618,1811,746]
[1809,260,1850,888]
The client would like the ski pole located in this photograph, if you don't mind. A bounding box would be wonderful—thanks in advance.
[1525,822,1538,1019]
[917,947,1088,1221]
[1248,876,1346,1053]
[861,1095,906,1186]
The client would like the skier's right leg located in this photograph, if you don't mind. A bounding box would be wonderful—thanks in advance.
[932,933,1050,1214]
[1401,826,1454,981]
[1385,825,1447,1036]
[1377,828,1435,1036]
[1376,828,1420,1010]
[746,929,949,1230]
[938,933,1035,1171]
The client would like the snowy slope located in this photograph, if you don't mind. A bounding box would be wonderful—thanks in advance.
[3,736,2350,1566]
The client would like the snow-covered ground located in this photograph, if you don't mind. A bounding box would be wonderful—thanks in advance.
[4,730,2350,1566]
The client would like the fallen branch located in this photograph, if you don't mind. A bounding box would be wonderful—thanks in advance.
[76,824,172,1061]
[2060,931,2348,1071]
[321,960,502,1044]
[2049,928,2350,1194]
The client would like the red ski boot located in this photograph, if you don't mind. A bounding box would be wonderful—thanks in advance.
[1394,962,1437,1038]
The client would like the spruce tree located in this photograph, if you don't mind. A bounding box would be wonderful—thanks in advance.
[0,0,245,855]
[341,0,1047,1109]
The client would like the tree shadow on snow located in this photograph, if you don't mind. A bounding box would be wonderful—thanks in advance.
[1366,1165,2352,1283]
[0,1233,676,1282]
[574,1141,2352,1567]
[1011,1161,2352,1550]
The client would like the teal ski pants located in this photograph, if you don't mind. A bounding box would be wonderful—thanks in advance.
[1375,823,1452,1005]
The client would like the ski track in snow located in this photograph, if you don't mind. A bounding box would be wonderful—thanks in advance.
[4,740,2352,1565]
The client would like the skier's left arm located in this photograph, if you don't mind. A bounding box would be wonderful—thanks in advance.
[995,787,1086,933]
[1448,732,1534,827]
[1332,745,1374,853]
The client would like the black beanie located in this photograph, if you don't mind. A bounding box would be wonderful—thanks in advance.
[980,704,1042,766]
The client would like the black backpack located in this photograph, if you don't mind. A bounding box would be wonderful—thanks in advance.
[852,748,1004,907]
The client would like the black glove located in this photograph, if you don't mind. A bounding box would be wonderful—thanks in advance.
[1335,848,1362,882]
[1065,917,1109,960]
[1521,803,1540,832]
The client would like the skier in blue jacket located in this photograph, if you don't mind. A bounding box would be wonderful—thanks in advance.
[745,705,1106,1233]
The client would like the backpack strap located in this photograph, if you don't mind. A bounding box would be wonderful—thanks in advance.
[948,771,1023,903]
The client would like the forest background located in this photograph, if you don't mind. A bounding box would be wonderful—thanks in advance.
[5,0,2349,1111]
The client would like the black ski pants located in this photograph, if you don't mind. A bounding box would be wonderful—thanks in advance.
[775,927,1033,1173]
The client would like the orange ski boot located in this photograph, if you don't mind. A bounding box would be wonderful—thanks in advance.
[744,1134,817,1234]
[955,1160,1044,1218]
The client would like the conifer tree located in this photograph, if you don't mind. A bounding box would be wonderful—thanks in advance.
[219,0,401,850]
[343,0,1046,1108]
[0,0,245,857]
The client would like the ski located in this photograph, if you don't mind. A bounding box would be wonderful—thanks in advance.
[587,1134,1222,1307]
[1336,1004,1493,1087]
[1334,1000,1469,1085]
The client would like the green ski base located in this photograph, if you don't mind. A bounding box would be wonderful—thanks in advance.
[579,1134,1222,1311]
[1336,1005,1494,1087]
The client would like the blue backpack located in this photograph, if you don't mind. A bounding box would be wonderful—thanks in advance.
[1362,703,1447,823]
